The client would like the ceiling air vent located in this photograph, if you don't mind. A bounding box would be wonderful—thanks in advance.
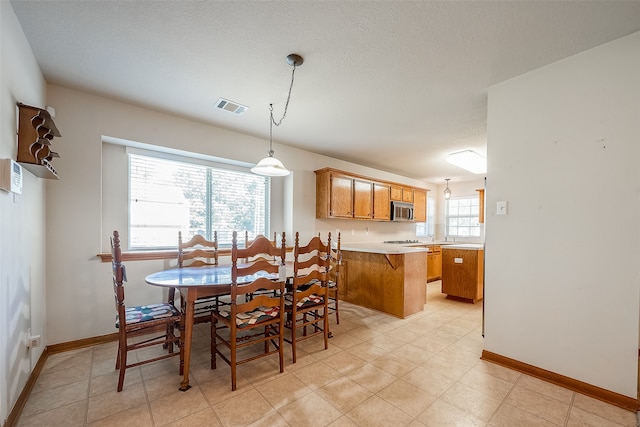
[215,98,248,115]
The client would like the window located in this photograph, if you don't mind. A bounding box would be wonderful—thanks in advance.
[446,195,480,238]
[129,153,269,249]
[416,195,435,237]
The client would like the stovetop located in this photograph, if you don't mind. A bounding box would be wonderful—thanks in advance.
[383,239,421,244]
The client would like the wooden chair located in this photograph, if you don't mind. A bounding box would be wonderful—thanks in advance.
[244,231,279,300]
[175,231,223,324]
[110,230,182,392]
[285,232,331,363]
[327,232,341,325]
[210,231,286,390]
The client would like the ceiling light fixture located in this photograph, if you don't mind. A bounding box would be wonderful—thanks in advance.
[444,179,452,200]
[251,53,304,177]
[446,150,487,174]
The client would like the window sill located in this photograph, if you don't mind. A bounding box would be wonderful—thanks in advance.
[98,247,292,262]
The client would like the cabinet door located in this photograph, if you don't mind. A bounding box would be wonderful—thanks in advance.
[373,182,390,221]
[442,249,482,302]
[353,179,373,219]
[477,189,485,224]
[402,187,414,203]
[330,175,353,218]
[413,189,427,222]
[390,185,403,201]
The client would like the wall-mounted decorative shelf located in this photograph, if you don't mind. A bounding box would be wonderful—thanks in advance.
[16,102,61,179]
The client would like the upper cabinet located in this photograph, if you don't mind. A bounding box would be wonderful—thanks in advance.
[373,182,391,221]
[315,168,426,222]
[390,185,413,203]
[476,189,485,223]
[413,189,427,222]
[16,103,62,179]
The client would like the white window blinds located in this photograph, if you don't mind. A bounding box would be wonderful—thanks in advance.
[129,153,269,249]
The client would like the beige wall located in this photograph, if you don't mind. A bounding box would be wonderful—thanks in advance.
[0,2,48,423]
[485,31,640,398]
[45,84,433,344]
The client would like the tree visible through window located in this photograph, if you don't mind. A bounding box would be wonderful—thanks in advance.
[446,196,480,238]
[129,153,269,249]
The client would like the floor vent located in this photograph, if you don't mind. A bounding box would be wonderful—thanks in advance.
[215,98,248,115]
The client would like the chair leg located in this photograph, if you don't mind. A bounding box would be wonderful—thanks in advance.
[230,332,237,391]
[211,318,217,370]
[291,313,297,364]
[278,322,284,373]
[323,307,329,350]
[334,293,340,324]
[117,345,127,392]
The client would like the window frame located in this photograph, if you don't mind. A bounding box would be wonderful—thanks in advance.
[127,148,271,250]
[445,195,481,238]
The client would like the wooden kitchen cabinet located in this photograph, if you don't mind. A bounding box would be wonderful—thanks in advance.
[353,179,373,219]
[477,189,485,223]
[390,185,403,201]
[442,247,484,303]
[316,170,353,218]
[373,182,391,220]
[402,187,413,203]
[426,245,442,282]
[413,189,427,222]
[315,168,426,222]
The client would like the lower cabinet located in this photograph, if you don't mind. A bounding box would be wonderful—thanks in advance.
[441,248,484,303]
[426,246,442,282]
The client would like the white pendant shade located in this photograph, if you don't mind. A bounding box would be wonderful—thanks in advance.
[250,156,290,176]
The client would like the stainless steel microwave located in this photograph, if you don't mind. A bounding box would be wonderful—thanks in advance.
[391,201,414,221]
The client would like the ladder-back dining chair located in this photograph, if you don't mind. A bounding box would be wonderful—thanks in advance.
[111,230,182,392]
[176,231,223,324]
[285,232,331,363]
[210,231,287,390]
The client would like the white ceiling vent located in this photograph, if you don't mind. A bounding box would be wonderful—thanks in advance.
[215,98,248,115]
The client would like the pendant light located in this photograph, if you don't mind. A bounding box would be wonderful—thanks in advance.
[251,53,304,177]
[444,178,452,200]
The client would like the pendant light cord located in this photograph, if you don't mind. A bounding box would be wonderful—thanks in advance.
[268,63,298,156]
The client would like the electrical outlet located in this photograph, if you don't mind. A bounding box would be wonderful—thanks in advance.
[30,335,41,348]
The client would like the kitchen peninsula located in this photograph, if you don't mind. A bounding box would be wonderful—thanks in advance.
[338,243,427,318]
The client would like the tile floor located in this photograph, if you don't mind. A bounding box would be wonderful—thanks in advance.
[17,281,637,426]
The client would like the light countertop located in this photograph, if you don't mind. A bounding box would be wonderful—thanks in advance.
[340,243,428,254]
[441,243,484,250]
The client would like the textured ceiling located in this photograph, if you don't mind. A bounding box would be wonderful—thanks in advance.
[10,1,640,183]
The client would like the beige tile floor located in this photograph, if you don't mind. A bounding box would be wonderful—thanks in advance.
[17,281,637,427]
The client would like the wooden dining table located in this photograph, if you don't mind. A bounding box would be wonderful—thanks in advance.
[145,263,291,391]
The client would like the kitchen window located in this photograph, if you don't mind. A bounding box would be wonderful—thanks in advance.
[446,195,481,238]
[129,152,270,249]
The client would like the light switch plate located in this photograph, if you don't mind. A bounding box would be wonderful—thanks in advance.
[497,201,508,215]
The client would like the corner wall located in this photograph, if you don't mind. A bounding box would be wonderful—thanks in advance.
[0,2,48,424]
[484,32,640,398]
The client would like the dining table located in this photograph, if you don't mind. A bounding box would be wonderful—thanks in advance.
[145,262,292,391]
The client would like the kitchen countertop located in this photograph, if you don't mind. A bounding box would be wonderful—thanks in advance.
[340,242,428,254]
[441,243,484,250]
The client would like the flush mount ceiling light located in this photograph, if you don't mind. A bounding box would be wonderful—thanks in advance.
[251,53,304,177]
[444,178,452,200]
[446,150,487,174]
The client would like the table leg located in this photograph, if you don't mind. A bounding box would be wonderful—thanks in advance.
[179,291,195,391]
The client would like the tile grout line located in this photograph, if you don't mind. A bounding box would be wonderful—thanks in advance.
[563,392,576,427]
